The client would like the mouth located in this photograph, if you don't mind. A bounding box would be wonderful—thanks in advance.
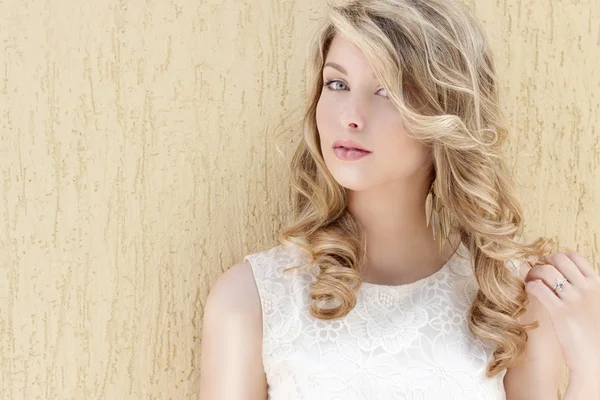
[332,146,372,161]
[331,140,372,153]
[333,146,371,152]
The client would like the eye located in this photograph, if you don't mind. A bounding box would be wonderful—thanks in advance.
[377,87,389,99]
[323,79,348,91]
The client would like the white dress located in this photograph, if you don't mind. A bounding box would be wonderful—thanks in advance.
[244,242,521,400]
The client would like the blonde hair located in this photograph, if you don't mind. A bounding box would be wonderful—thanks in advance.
[277,0,555,377]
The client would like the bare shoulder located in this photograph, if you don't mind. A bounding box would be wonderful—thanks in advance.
[205,261,262,312]
[199,261,267,399]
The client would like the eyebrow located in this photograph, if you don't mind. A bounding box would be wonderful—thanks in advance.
[323,61,376,79]
[324,61,347,75]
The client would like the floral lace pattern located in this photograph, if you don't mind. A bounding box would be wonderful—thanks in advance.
[244,243,518,399]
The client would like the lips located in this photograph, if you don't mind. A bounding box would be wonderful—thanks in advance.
[332,140,371,153]
[333,147,371,161]
[336,146,367,151]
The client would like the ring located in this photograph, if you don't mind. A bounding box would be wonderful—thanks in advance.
[553,277,567,293]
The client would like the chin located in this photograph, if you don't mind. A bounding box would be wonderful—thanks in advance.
[329,171,373,192]
[322,154,376,191]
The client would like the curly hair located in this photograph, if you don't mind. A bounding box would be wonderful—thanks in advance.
[277,0,556,377]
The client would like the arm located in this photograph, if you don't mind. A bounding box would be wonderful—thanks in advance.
[199,262,268,400]
[504,262,564,400]
[563,371,600,400]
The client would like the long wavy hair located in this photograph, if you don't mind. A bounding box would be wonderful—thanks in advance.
[277,0,556,377]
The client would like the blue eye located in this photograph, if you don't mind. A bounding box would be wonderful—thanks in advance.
[323,79,348,91]
[323,79,391,100]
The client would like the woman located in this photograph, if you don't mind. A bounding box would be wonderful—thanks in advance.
[199,0,600,398]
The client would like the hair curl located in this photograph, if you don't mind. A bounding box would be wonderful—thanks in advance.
[277,0,556,378]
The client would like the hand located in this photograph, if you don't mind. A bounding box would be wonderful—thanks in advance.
[524,252,600,376]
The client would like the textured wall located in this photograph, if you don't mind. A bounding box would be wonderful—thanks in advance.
[1,0,597,398]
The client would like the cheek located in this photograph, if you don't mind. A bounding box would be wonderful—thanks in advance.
[370,111,405,148]
[316,95,336,136]
[373,113,430,167]
[315,97,324,131]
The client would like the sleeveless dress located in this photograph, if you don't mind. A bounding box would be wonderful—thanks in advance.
[244,242,522,400]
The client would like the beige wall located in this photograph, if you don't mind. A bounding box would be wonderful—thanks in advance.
[1,0,597,398]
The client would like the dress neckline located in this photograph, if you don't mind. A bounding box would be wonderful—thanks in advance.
[359,242,467,290]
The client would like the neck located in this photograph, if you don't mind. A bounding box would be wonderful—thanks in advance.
[347,175,460,286]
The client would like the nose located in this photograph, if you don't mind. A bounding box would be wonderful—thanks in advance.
[340,96,367,131]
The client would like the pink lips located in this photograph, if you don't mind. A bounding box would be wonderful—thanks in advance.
[334,147,371,160]
[332,140,371,153]
[332,139,372,161]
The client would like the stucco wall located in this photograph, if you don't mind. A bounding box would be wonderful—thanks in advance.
[1,0,598,398]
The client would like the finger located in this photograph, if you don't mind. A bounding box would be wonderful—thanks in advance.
[525,279,567,315]
[525,263,561,284]
[562,251,598,279]
[544,253,587,287]
[525,264,574,301]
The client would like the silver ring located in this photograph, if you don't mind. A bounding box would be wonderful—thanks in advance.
[553,277,567,293]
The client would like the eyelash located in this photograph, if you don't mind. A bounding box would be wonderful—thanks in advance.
[323,79,390,100]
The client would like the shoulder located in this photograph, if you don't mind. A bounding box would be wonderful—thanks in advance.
[202,242,307,330]
[244,243,314,282]
[199,261,266,398]
[203,261,261,323]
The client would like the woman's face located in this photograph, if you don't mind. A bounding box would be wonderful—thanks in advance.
[316,34,432,192]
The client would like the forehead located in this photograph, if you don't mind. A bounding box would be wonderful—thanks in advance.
[324,34,377,79]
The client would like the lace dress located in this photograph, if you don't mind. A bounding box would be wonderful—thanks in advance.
[244,242,521,399]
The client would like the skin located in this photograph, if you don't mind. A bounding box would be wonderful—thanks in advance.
[524,253,600,399]
[317,33,460,285]
[199,32,599,399]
